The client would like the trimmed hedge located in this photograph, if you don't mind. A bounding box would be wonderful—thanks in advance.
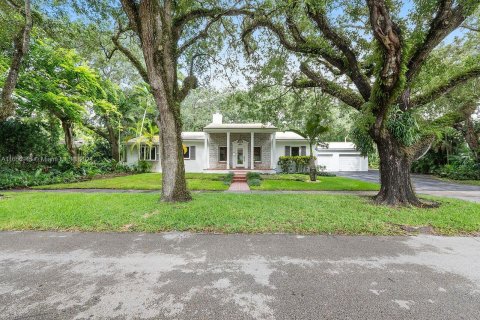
[277,156,313,173]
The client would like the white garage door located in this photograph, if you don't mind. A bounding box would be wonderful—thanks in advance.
[316,154,335,171]
[339,154,361,171]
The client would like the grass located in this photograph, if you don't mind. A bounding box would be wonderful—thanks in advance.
[250,174,380,191]
[0,192,479,235]
[33,173,229,191]
[33,172,379,191]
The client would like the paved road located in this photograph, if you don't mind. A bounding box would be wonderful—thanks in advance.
[336,170,480,202]
[1,231,479,319]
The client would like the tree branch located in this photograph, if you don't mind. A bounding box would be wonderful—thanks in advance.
[406,1,472,82]
[241,17,346,71]
[111,27,149,83]
[173,7,252,34]
[461,24,480,32]
[366,0,403,92]
[119,0,141,32]
[305,4,371,101]
[409,135,435,161]
[410,67,480,108]
[177,14,222,55]
[83,121,109,140]
[294,63,365,110]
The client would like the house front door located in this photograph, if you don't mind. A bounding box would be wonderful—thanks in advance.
[233,141,248,168]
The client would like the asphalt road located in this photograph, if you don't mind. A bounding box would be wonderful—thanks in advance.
[1,231,479,320]
[336,170,480,202]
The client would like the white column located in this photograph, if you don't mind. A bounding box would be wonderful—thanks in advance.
[271,132,276,169]
[204,133,209,169]
[226,131,230,170]
[250,132,255,169]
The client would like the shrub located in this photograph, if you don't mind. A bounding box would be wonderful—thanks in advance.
[223,173,234,185]
[316,165,336,177]
[134,160,153,173]
[246,172,262,180]
[247,178,262,186]
[0,158,136,190]
[437,159,480,180]
[277,156,313,173]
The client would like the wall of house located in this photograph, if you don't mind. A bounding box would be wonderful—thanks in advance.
[253,133,272,169]
[208,133,227,169]
[275,141,311,158]
[316,150,368,172]
[274,141,310,172]
[208,133,272,169]
[125,141,205,173]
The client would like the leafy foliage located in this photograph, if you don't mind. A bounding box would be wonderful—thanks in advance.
[278,156,312,173]
[0,159,135,190]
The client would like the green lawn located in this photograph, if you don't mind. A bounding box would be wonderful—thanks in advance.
[251,174,379,191]
[33,173,228,191]
[34,172,379,191]
[1,192,479,235]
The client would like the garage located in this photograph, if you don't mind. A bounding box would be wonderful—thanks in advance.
[339,154,363,171]
[316,142,369,172]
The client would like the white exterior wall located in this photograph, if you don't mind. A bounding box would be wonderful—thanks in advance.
[184,141,206,172]
[316,150,368,172]
[275,141,312,158]
[125,134,368,172]
[126,140,205,173]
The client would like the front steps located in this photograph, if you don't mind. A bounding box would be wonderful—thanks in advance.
[227,171,250,192]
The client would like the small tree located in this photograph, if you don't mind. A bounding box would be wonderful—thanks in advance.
[290,112,329,181]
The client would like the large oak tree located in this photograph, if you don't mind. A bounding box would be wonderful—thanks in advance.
[112,0,250,202]
[242,0,480,206]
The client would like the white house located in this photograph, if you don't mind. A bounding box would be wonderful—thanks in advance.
[125,113,368,172]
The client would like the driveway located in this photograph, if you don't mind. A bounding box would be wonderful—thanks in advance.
[1,231,479,319]
[336,170,480,202]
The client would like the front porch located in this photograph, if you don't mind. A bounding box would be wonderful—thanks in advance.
[205,130,276,172]
[203,168,277,174]
[203,124,277,171]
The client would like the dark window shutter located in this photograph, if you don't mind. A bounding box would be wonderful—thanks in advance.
[301,146,307,156]
[190,146,196,160]
[285,146,290,156]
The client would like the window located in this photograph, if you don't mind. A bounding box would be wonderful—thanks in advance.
[254,147,262,162]
[285,146,307,157]
[184,146,190,159]
[140,145,158,161]
[291,146,300,156]
[219,146,227,162]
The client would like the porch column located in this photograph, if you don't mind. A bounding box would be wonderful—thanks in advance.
[271,132,276,169]
[226,131,230,170]
[204,133,209,169]
[250,132,254,169]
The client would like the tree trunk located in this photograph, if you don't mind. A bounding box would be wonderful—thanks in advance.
[308,143,316,181]
[464,118,480,163]
[119,0,192,202]
[374,132,434,206]
[0,0,32,121]
[61,120,78,164]
[153,94,191,203]
[106,122,120,162]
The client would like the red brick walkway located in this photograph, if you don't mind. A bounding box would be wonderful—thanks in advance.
[227,172,250,192]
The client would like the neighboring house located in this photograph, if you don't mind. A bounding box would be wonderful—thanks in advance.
[125,113,368,172]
